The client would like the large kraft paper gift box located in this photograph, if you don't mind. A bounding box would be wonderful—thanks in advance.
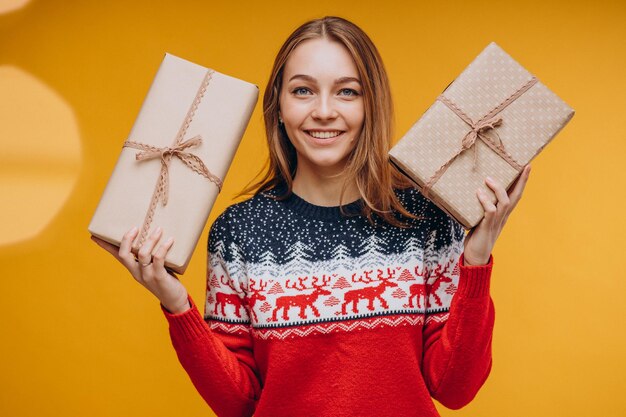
[389,42,575,230]
[88,53,258,274]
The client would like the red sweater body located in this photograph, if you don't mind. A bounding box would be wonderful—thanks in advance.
[162,187,495,416]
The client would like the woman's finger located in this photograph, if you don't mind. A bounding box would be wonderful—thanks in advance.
[502,165,531,226]
[137,227,164,273]
[507,164,531,207]
[477,188,497,224]
[152,236,175,273]
[484,176,510,217]
[118,226,141,274]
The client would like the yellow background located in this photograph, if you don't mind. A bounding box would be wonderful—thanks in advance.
[1,0,624,416]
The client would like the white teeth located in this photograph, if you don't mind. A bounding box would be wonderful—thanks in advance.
[307,131,342,139]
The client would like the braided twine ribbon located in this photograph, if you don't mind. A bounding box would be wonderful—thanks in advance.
[123,69,223,250]
[421,76,538,199]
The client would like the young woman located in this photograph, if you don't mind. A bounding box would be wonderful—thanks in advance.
[92,16,531,417]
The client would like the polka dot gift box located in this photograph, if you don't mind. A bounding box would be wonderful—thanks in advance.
[88,53,258,274]
[389,42,575,229]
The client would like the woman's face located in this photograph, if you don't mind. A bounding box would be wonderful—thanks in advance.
[279,38,365,173]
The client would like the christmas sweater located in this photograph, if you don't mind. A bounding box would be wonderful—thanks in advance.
[161,184,495,417]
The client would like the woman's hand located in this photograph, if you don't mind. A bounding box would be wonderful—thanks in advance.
[90,226,191,313]
[463,164,532,266]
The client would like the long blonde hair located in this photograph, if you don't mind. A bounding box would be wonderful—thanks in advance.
[236,16,420,228]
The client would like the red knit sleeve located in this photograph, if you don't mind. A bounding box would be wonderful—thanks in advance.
[161,297,258,417]
[421,215,495,410]
[161,211,260,417]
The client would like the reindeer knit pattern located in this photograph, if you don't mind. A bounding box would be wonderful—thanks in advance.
[161,184,495,417]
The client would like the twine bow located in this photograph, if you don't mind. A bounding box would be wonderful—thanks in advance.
[125,135,222,206]
[460,115,504,170]
[421,76,538,199]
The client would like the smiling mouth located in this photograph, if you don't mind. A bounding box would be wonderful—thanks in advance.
[305,130,345,139]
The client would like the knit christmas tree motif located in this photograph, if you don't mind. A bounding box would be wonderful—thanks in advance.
[208,273,221,289]
[331,243,353,270]
[268,282,284,294]
[402,236,423,256]
[213,239,227,259]
[283,241,315,276]
[259,301,272,313]
[331,276,352,289]
[357,235,388,268]
[445,284,457,295]
[225,241,247,281]
[259,251,278,270]
[392,288,408,299]
[323,296,340,307]
[397,268,416,282]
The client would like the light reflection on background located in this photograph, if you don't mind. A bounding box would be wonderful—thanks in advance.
[0,0,30,14]
[0,65,81,245]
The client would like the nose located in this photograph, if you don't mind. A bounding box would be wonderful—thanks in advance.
[311,93,338,120]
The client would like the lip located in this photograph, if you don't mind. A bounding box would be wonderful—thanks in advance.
[304,130,345,145]
[304,129,345,132]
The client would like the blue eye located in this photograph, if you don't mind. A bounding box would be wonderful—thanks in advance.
[339,88,359,97]
[292,87,311,95]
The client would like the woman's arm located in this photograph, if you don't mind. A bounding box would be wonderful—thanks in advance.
[162,210,260,417]
[421,165,532,408]
[162,296,259,417]
[421,251,494,409]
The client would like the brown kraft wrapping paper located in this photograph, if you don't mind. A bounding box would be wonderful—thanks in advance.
[389,42,575,230]
[88,52,258,274]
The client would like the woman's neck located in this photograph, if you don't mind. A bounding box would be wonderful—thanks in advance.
[291,159,360,207]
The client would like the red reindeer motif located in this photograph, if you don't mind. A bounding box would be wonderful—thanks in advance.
[271,275,331,322]
[407,283,426,308]
[214,276,245,318]
[426,261,453,307]
[407,264,428,308]
[241,278,267,322]
[341,268,398,315]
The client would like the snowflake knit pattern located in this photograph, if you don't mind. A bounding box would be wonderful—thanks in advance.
[162,185,495,417]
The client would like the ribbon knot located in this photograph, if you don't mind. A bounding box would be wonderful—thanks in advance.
[125,134,223,207]
[461,116,504,169]
[135,135,203,162]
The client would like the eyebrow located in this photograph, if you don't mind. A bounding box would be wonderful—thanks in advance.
[287,74,362,85]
